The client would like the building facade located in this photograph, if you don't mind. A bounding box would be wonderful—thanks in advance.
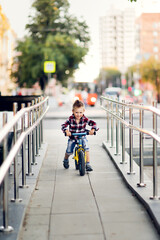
[135,13,160,61]
[0,5,17,95]
[99,6,136,73]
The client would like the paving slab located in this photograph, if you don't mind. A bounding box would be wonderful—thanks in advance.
[51,234,104,240]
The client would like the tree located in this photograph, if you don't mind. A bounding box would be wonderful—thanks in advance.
[11,0,90,90]
[139,57,160,102]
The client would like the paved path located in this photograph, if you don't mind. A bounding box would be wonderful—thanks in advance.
[18,127,160,240]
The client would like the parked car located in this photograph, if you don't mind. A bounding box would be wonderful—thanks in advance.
[73,82,98,107]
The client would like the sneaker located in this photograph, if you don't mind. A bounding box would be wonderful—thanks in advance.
[86,164,93,171]
[63,159,69,169]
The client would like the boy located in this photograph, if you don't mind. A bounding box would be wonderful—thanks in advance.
[61,100,98,171]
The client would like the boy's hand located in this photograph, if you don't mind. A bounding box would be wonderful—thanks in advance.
[65,130,71,137]
[89,129,95,135]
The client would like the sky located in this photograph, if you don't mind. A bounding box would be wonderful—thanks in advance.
[1,0,160,82]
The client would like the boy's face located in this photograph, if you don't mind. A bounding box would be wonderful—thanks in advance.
[72,107,85,121]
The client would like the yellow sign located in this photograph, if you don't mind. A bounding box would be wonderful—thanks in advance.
[44,61,56,73]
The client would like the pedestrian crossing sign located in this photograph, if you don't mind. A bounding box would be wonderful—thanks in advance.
[44,61,56,73]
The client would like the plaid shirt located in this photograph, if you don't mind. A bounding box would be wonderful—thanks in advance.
[61,114,97,139]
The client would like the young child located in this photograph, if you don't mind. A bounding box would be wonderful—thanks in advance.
[61,100,98,171]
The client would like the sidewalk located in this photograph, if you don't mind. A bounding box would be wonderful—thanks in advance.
[18,127,160,240]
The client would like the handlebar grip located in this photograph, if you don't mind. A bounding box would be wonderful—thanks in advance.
[86,130,90,135]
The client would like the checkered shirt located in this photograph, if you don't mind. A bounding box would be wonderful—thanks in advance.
[61,114,97,139]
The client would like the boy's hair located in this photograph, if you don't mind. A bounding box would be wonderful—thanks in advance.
[73,100,84,109]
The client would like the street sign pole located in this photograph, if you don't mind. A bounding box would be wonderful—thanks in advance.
[48,73,51,83]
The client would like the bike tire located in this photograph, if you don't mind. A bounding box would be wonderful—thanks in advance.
[78,150,85,176]
[75,160,79,170]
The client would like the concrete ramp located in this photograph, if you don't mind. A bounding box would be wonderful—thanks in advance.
[17,128,160,240]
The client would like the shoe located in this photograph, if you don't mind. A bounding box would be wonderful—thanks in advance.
[86,164,93,171]
[63,159,69,169]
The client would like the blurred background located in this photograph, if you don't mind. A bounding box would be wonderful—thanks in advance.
[1,0,160,106]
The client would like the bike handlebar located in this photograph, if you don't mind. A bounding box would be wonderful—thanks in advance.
[71,132,87,137]
[64,129,96,136]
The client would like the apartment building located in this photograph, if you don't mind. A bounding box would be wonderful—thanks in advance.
[136,13,160,61]
[0,5,17,95]
[99,6,136,73]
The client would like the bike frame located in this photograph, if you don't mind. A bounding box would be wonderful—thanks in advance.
[72,133,87,164]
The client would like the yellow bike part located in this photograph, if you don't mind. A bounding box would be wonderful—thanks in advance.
[74,148,86,164]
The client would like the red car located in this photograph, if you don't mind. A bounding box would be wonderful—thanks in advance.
[74,92,97,106]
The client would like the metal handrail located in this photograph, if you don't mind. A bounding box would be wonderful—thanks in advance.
[0,99,47,143]
[0,103,49,185]
[101,96,160,116]
[0,96,49,232]
[100,95,160,200]
[100,104,160,144]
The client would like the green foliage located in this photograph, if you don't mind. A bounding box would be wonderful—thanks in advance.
[139,57,160,94]
[128,57,160,101]
[128,0,137,2]
[43,33,88,85]
[11,0,90,90]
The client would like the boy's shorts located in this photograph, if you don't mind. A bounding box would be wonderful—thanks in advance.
[66,137,89,155]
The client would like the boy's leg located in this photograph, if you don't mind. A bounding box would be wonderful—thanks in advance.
[64,153,69,160]
[86,151,90,163]
[86,151,93,171]
[63,139,75,169]
[82,138,93,171]
[63,156,69,169]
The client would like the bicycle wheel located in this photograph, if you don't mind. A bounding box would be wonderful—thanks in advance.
[78,150,85,176]
[75,160,79,170]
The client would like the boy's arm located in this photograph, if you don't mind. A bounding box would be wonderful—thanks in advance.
[61,119,72,136]
[88,119,98,131]
[61,119,69,133]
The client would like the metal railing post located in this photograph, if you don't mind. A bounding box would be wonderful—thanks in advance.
[128,106,135,174]
[107,101,110,142]
[120,100,127,164]
[150,100,159,199]
[27,102,34,176]
[20,104,28,188]
[35,98,40,156]
[11,103,22,202]
[110,101,114,148]
[0,113,13,232]
[115,100,120,155]
[38,97,41,148]
[137,106,146,187]
[31,100,37,165]
[40,96,44,144]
